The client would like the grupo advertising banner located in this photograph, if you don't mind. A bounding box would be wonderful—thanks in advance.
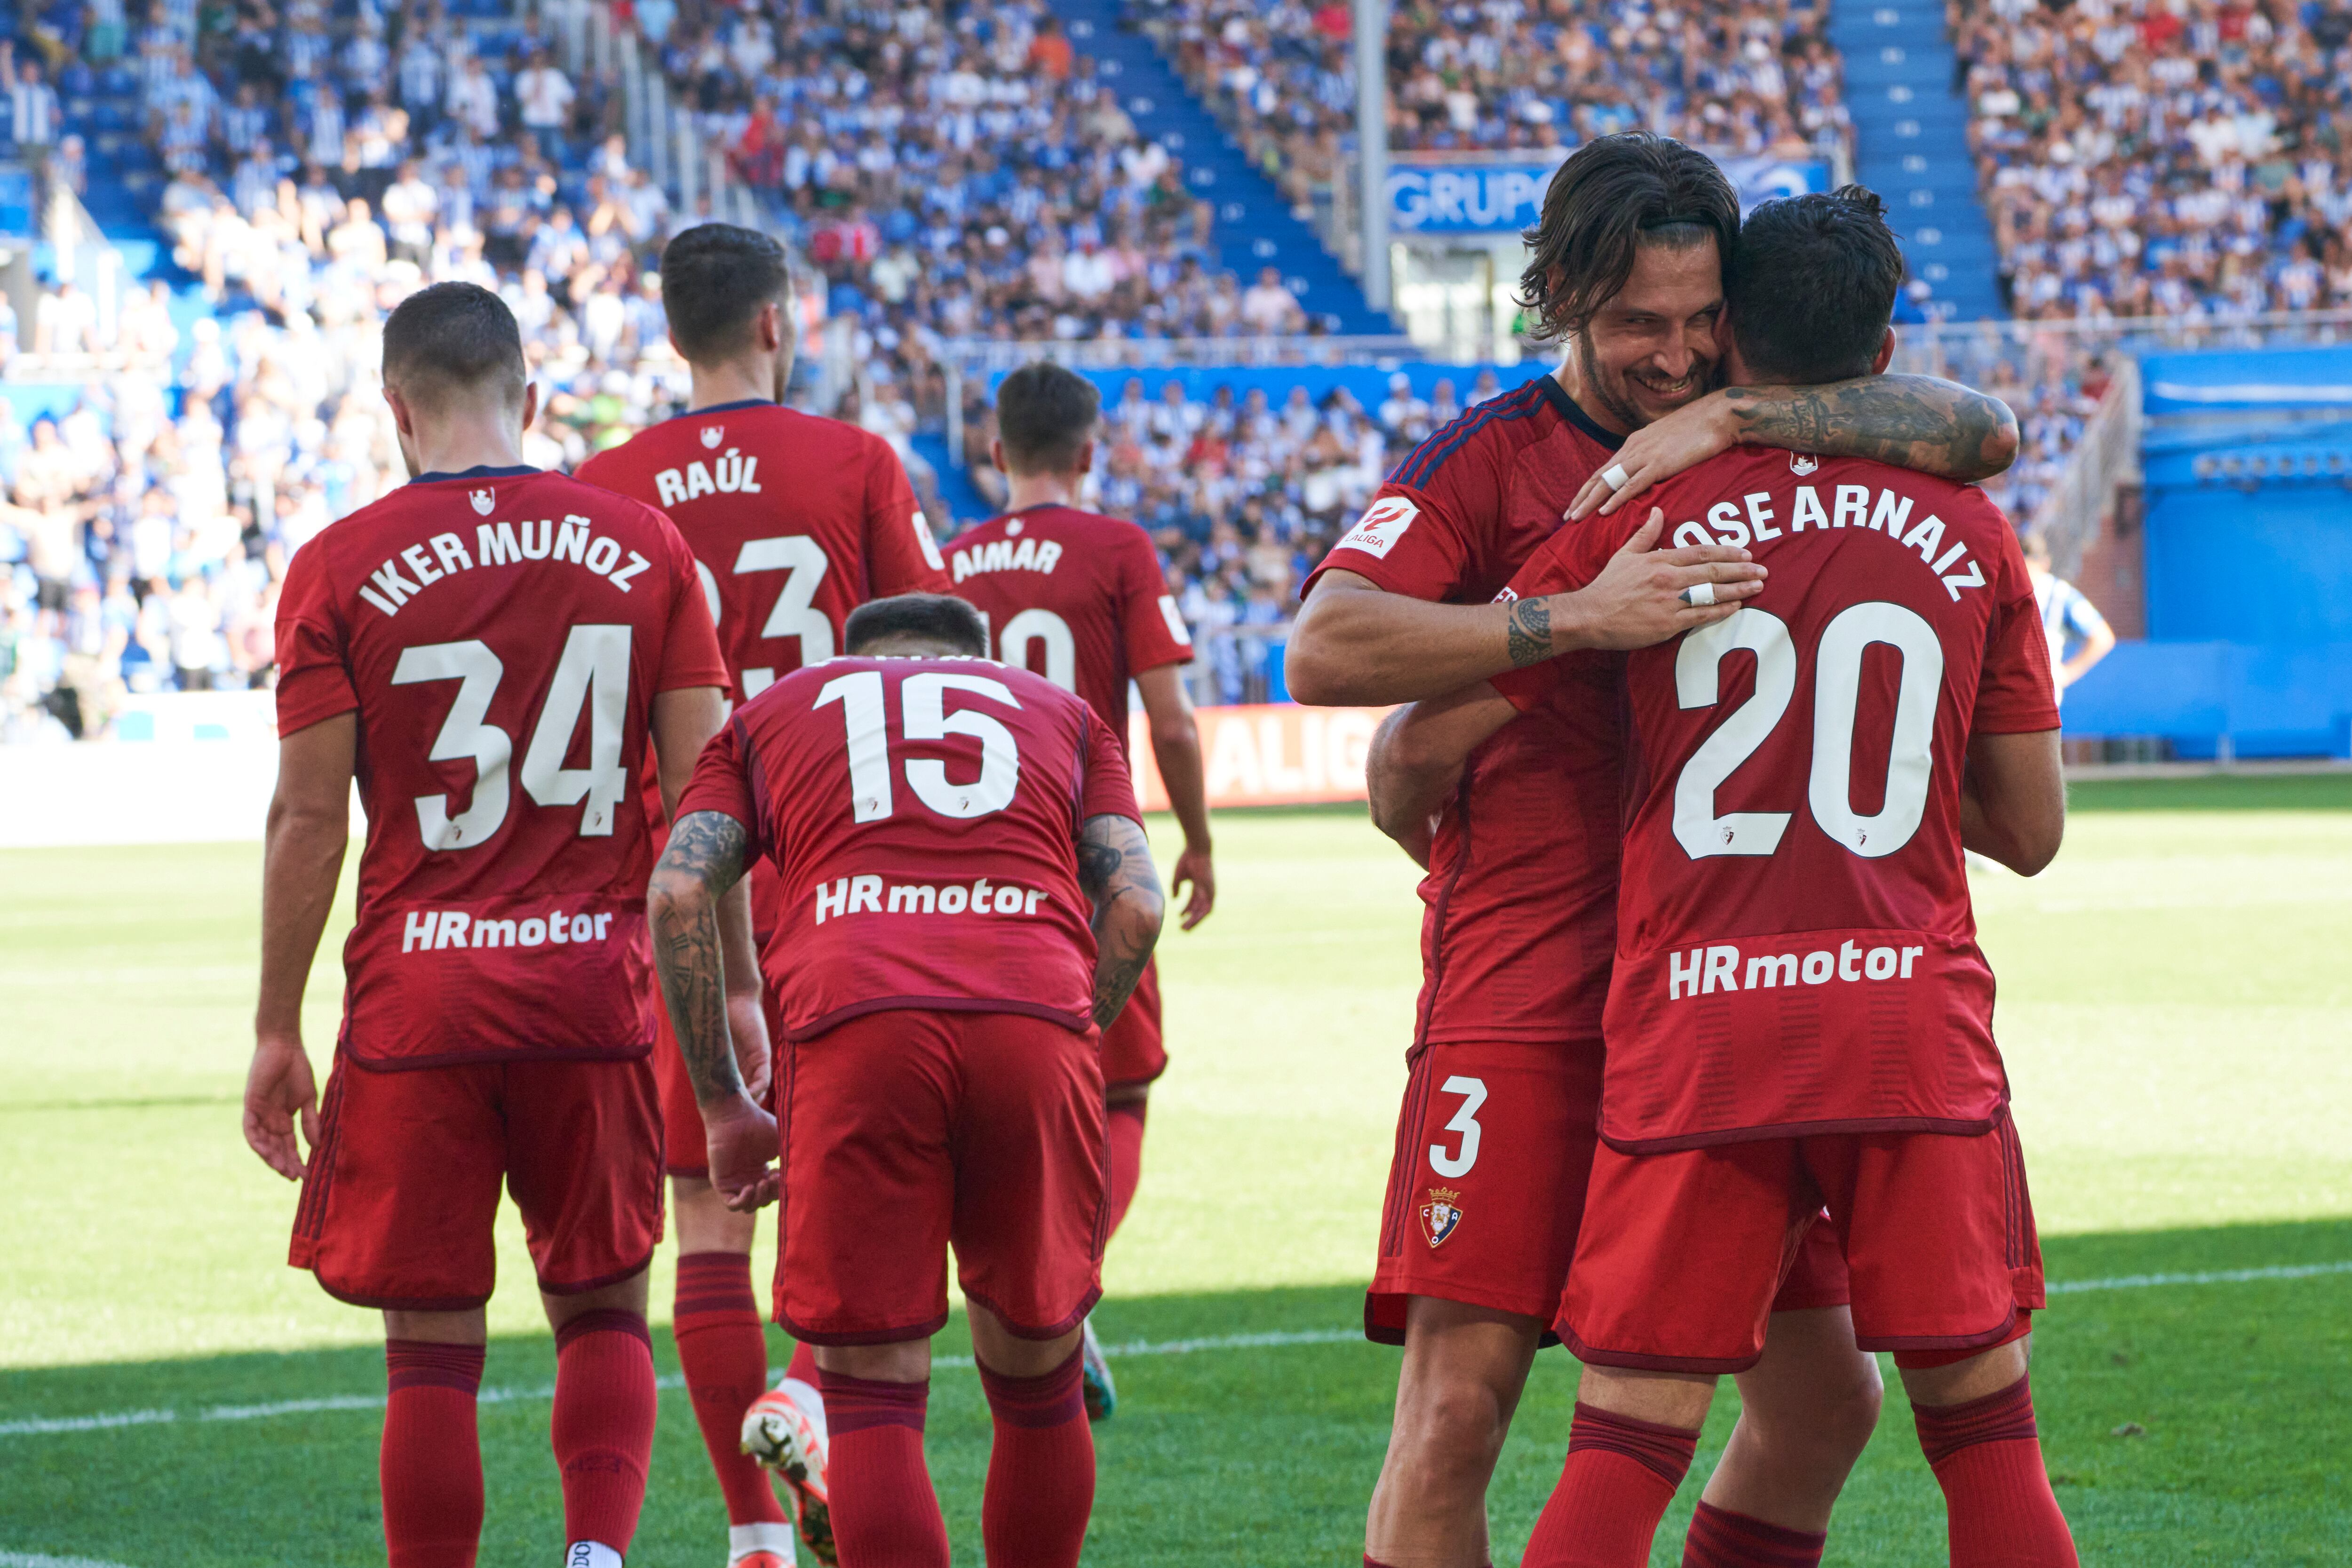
[1387,153,1831,236]
[1128,704,1395,811]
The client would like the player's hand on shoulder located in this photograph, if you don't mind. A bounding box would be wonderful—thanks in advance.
[242,1036,320,1183]
[704,1092,781,1213]
[1170,842,1215,931]
[1566,510,1767,651]
[1566,391,1737,519]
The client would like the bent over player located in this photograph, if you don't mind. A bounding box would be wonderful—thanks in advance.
[578,220,951,1567]
[243,282,740,1568]
[648,593,1165,1568]
[1289,133,2023,1568]
[947,359,1215,1418]
[1413,189,2074,1566]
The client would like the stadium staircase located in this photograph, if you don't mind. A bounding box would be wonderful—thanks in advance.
[1048,0,1393,336]
[1829,0,2005,322]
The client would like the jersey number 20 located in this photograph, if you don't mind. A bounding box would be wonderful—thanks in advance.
[1675,602,1943,860]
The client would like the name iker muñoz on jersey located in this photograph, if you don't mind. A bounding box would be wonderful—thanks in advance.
[675,655,1140,1040]
[273,464,730,1067]
[1497,446,2060,1150]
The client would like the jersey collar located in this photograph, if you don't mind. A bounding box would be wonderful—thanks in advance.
[669,398,776,421]
[412,463,540,483]
[1533,373,1625,451]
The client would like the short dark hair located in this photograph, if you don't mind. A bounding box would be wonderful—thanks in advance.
[1725,186,1905,385]
[381,282,526,405]
[844,593,988,657]
[659,223,794,362]
[993,361,1101,474]
[1517,134,1739,341]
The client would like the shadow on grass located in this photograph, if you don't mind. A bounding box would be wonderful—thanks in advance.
[1,1218,2346,1567]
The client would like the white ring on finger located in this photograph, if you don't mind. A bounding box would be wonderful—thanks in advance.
[1681,581,1717,607]
[1600,462,1630,491]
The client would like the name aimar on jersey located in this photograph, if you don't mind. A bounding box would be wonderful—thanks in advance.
[651,447,764,508]
[950,535,1065,582]
[1665,476,1987,602]
[812,874,1050,923]
[357,514,655,618]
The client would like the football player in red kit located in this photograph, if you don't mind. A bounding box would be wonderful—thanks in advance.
[1388,190,2073,1567]
[577,222,950,1568]
[1286,135,2027,1568]
[647,593,1164,1568]
[946,360,1214,1420]
[242,282,745,1568]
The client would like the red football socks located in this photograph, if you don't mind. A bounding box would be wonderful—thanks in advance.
[1521,1402,1701,1568]
[784,1337,820,1388]
[977,1349,1096,1568]
[672,1251,788,1526]
[820,1369,949,1568]
[1912,1377,2080,1567]
[1104,1100,1149,1239]
[381,1340,485,1568]
[1684,1501,1828,1567]
[551,1309,658,1559]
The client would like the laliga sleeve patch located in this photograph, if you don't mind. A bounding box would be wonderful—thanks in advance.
[1337,496,1419,560]
[1156,593,1193,646]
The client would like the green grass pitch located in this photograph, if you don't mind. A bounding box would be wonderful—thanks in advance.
[2,775,2349,1564]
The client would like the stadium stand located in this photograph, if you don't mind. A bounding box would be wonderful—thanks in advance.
[0,0,702,741]
[1131,0,1853,171]
[1951,0,2352,320]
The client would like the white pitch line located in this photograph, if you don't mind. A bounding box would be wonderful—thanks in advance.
[2043,1258,2352,1294]
[1,1552,142,1568]
[4,1266,2343,1441]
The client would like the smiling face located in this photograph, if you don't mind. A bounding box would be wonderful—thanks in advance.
[1569,233,1725,433]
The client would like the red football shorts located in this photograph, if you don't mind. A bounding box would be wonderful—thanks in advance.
[1561,1118,2044,1372]
[775,1009,1106,1345]
[290,1053,663,1311]
[1099,957,1165,1090]
[1367,1040,1849,1342]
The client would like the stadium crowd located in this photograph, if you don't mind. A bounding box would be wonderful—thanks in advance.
[1957,0,2352,318]
[1132,0,1853,207]
[962,367,1516,700]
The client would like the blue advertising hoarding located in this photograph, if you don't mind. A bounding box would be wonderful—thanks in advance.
[1388,155,1831,236]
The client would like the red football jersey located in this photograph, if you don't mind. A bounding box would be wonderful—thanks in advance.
[273,464,730,1067]
[1303,375,1627,1044]
[1497,447,2061,1150]
[576,399,953,937]
[574,400,952,700]
[675,655,1140,1040]
[945,503,1192,761]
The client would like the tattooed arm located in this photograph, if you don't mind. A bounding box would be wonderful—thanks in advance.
[647,808,778,1210]
[1287,514,1761,706]
[1075,813,1166,1030]
[1365,684,1518,868]
[1567,375,2020,520]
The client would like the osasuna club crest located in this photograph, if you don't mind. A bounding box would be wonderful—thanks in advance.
[700,425,724,449]
[1789,451,1820,476]
[469,488,495,516]
[1419,1187,1462,1249]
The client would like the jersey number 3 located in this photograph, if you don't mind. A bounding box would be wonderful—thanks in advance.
[697,535,831,697]
[391,625,632,850]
